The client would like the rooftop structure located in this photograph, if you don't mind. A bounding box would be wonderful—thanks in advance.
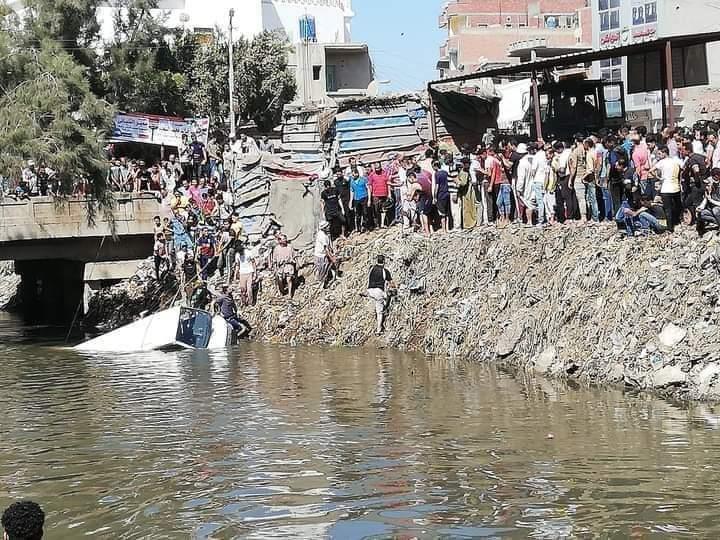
[437,0,592,80]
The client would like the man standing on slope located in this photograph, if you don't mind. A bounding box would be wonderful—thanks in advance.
[366,255,396,335]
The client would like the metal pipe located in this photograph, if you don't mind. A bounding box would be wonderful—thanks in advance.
[531,70,543,142]
[659,46,668,128]
[664,40,675,127]
[428,86,438,141]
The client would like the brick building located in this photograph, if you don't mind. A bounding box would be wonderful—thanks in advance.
[438,0,592,79]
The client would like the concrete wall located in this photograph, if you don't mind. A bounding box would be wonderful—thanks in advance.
[291,42,329,104]
[269,181,321,250]
[325,48,373,94]
[290,43,371,105]
[0,195,160,248]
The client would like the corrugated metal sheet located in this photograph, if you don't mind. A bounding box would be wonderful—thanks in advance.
[281,111,325,162]
[335,102,426,157]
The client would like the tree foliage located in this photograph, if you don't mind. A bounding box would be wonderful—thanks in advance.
[20,0,102,83]
[100,0,188,116]
[0,34,115,219]
[0,0,296,217]
[161,29,297,130]
[235,31,297,131]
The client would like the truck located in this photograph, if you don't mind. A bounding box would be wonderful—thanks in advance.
[498,77,626,141]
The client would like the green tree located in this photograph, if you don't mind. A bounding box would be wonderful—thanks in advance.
[177,29,296,131]
[0,30,115,220]
[236,31,296,131]
[100,0,187,116]
[19,0,102,88]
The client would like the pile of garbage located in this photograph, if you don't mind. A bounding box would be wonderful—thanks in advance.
[241,224,720,402]
[0,261,20,311]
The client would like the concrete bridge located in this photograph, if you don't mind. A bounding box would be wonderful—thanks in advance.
[0,194,161,323]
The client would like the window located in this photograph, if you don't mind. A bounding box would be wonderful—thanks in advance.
[632,5,645,25]
[599,0,620,32]
[600,57,623,82]
[326,65,337,92]
[604,84,624,119]
[645,1,657,23]
[312,65,321,81]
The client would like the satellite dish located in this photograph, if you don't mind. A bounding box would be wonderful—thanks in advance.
[366,80,380,97]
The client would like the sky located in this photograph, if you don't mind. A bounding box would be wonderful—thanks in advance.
[351,0,445,93]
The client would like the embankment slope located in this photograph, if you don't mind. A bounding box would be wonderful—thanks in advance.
[89,225,720,401]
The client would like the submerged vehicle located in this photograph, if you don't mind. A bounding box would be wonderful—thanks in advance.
[74,307,233,353]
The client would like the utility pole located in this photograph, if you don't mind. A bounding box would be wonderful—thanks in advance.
[228,8,236,139]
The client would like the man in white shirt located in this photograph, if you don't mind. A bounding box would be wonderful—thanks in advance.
[313,220,336,287]
[708,133,720,169]
[22,160,38,196]
[649,145,682,232]
[516,144,534,223]
[344,156,366,178]
[527,144,548,226]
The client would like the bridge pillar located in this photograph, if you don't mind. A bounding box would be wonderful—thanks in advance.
[15,260,85,324]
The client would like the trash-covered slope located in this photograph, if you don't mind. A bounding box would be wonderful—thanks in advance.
[243,224,720,401]
[85,224,720,401]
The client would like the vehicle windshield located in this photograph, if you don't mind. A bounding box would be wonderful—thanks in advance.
[176,308,212,348]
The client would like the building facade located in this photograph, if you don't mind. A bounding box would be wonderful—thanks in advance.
[590,0,720,126]
[438,0,592,79]
[94,0,354,44]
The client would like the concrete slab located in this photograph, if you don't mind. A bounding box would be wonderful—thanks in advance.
[84,260,145,281]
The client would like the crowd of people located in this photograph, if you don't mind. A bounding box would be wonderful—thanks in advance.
[7,122,720,336]
[1,133,275,200]
[107,133,275,194]
[316,125,720,241]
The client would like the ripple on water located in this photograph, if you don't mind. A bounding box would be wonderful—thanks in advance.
[0,333,720,538]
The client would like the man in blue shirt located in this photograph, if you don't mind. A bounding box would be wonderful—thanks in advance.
[349,169,369,232]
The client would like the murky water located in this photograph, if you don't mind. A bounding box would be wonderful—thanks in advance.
[2,314,720,538]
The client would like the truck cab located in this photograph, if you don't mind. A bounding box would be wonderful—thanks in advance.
[530,79,626,140]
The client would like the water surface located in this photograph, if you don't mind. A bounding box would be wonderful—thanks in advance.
[1,314,720,538]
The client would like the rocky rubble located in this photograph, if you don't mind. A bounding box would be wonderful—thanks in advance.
[243,224,720,402]
[83,258,179,330]
[87,223,720,402]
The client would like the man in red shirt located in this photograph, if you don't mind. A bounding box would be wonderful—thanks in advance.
[368,161,391,228]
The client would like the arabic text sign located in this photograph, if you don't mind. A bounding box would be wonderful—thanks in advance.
[112,113,209,147]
